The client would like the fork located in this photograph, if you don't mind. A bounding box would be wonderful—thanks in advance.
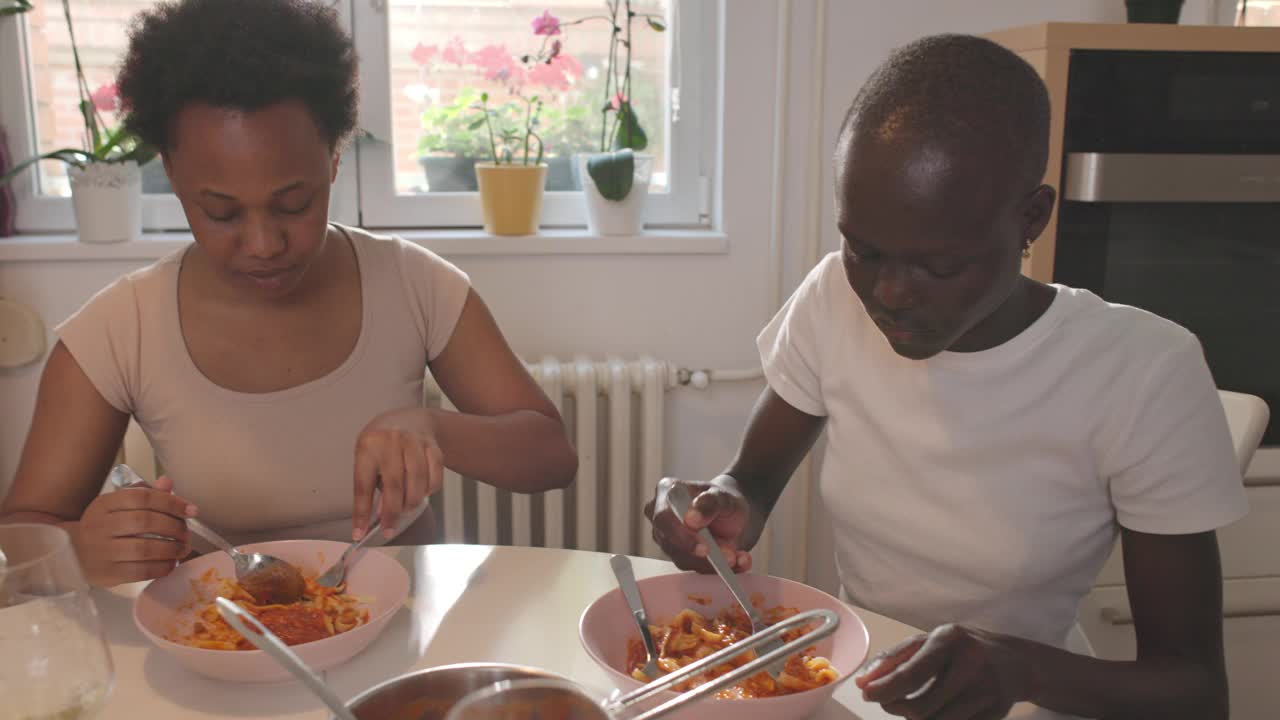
[610,554,662,680]
[314,515,383,589]
[315,496,429,588]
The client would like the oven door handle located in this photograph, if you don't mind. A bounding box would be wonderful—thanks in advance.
[1063,152,1280,203]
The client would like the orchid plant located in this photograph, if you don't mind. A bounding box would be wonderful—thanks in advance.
[472,90,546,166]
[410,35,583,163]
[530,1,667,200]
[1,0,156,186]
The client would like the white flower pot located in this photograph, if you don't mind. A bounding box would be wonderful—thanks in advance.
[68,161,142,244]
[579,153,653,236]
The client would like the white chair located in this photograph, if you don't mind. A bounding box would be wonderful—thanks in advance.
[1070,390,1271,658]
[1218,390,1270,473]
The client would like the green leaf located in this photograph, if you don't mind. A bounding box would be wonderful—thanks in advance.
[531,131,545,166]
[647,17,667,32]
[612,102,648,151]
[0,148,93,185]
[467,117,487,131]
[96,125,128,158]
[118,142,158,167]
[587,149,634,201]
[0,0,34,16]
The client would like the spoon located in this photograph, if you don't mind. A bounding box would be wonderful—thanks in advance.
[610,554,661,681]
[666,483,784,680]
[108,464,305,605]
[215,597,358,720]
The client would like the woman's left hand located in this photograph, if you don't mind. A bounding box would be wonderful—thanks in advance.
[855,623,1034,720]
[352,407,444,541]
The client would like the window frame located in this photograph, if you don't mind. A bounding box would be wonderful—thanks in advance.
[350,0,715,230]
[0,0,712,234]
[0,3,359,234]
[0,9,188,232]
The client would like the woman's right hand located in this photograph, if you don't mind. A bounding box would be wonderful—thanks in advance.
[72,476,196,587]
[645,476,758,573]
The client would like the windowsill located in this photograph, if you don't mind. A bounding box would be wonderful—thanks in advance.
[0,228,728,262]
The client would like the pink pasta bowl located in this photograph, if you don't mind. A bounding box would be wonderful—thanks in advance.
[133,539,409,683]
[579,571,870,720]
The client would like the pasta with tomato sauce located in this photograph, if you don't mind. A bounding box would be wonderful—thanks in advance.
[170,569,369,650]
[626,597,839,699]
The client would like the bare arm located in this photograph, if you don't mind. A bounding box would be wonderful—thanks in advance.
[1,341,128,523]
[859,528,1229,719]
[647,387,825,572]
[720,387,827,544]
[427,289,577,492]
[1,342,193,587]
[1024,528,1229,718]
[352,289,577,537]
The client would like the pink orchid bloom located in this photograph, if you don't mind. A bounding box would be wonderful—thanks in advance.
[90,83,119,112]
[610,91,629,110]
[470,44,518,81]
[529,53,582,91]
[531,10,560,36]
[410,42,438,66]
[442,36,467,66]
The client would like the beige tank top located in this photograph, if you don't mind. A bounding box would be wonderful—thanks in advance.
[57,225,470,547]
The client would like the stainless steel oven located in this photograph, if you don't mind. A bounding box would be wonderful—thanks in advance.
[1053,49,1280,444]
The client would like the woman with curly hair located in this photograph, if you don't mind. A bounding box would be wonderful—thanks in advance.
[0,0,577,587]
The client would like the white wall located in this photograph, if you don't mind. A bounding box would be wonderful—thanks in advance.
[0,1,1233,580]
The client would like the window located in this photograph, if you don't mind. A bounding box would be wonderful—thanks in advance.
[352,0,712,229]
[0,0,714,234]
[21,0,161,198]
[0,0,192,231]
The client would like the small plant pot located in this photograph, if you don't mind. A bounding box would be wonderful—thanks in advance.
[140,158,171,194]
[475,163,548,236]
[420,155,479,192]
[69,161,141,244]
[1125,0,1184,23]
[579,153,653,236]
[545,155,581,191]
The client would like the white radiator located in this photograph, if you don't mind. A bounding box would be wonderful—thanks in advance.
[118,356,772,567]
[425,357,686,560]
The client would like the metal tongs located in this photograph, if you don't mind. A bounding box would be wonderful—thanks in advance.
[452,608,841,720]
[666,482,786,680]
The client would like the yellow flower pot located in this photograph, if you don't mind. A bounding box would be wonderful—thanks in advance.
[475,163,548,236]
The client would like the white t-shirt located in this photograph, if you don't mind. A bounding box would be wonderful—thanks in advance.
[758,252,1248,719]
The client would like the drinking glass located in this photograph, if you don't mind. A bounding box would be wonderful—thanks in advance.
[0,524,114,720]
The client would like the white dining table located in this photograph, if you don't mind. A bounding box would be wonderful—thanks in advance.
[92,544,921,720]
